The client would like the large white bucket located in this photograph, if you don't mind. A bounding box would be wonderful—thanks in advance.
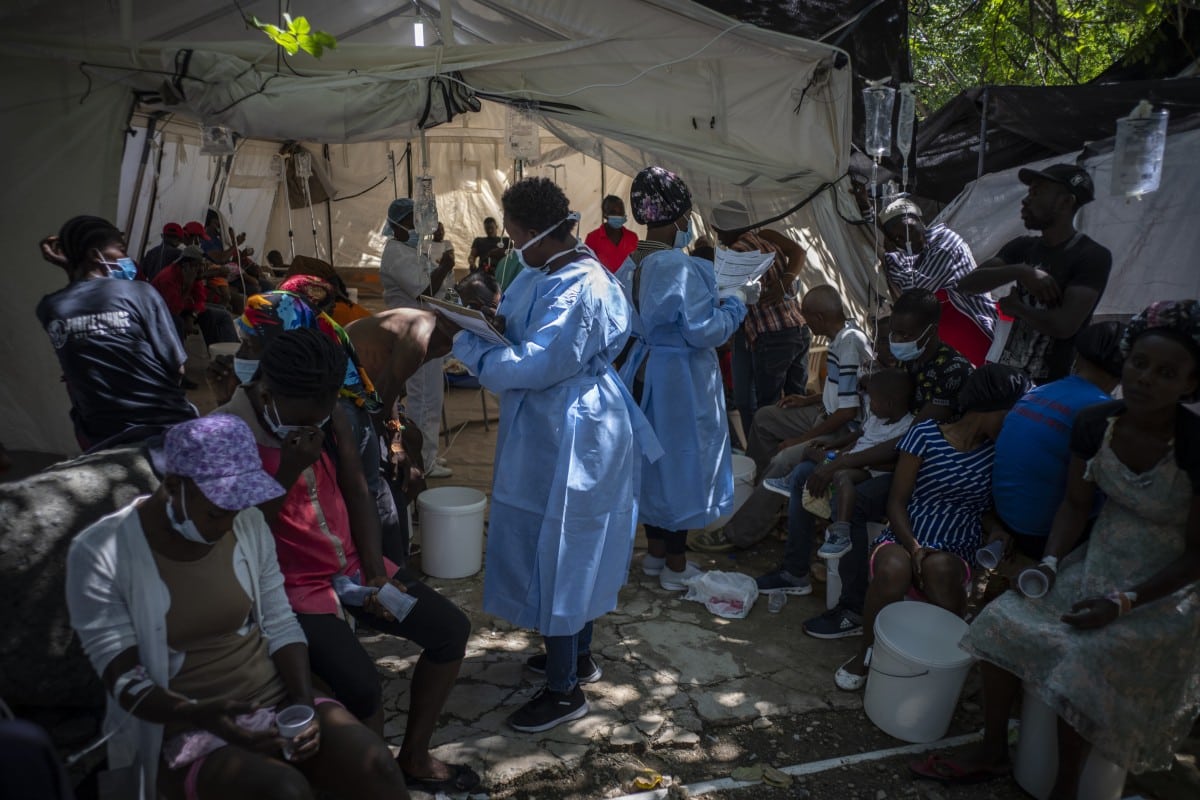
[864,601,974,743]
[703,454,756,532]
[416,487,487,579]
[1014,686,1127,800]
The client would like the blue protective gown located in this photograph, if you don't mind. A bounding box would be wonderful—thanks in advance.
[453,255,662,636]
[616,248,747,531]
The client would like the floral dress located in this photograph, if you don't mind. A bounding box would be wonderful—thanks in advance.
[961,416,1200,772]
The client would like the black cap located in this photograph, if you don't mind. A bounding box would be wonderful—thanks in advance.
[1018,163,1094,206]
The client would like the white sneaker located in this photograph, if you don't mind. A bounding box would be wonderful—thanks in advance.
[425,463,453,479]
[834,647,871,692]
[641,555,666,576]
[659,561,703,591]
[435,456,448,467]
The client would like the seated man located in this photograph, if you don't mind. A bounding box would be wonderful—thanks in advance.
[692,285,870,553]
[151,245,239,346]
[988,321,1123,559]
[468,216,508,272]
[140,222,183,281]
[218,328,479,794]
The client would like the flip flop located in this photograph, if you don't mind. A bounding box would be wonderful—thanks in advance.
[908,753,1009,784]
[401,762,482,793]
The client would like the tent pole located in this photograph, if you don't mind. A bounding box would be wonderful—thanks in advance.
[137,122,168,261]
[388,149,398,199]
[976,87,989,179]
[599,145,606,201]
[405,142,414,197]
[125,111,165,248]
[324,145,335,261]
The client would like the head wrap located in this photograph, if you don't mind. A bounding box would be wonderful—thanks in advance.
[279,274,336,309]
[1074,321,1125,378]
[237,291,380,412]
[1120,300,1200,365]
[879,198,922,227]
[630,166,692,226]
[957,364,1033,413]
[388,198,414,228]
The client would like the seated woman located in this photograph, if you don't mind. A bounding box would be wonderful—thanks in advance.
[217,328,477,794]
[915,301,1200,797]
[836,364,1032,690]
[66,414,407,799]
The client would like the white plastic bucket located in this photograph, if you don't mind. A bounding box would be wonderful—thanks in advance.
[346,287,360,303]
[1014,686,1127,800]
[864,601,974,743]
[703,454,756,532]
[208,342,241,359]
[416,487,487,579]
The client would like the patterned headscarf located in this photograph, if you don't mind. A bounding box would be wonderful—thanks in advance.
[237,291,381,412]
[279,274,336,309]
[1120,300,1200,364]
[630,166,692,226]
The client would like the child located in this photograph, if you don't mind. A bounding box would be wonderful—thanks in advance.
[763,368,914,558]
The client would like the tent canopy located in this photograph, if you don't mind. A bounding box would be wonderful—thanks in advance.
[1,1,876,455]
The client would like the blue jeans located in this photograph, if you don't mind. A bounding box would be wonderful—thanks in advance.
[340,400,405,565]
[752,326,812,408]
[836,474,893,615]
[782,461,819,576]
[731,329,756,432]
[543,621,594,693]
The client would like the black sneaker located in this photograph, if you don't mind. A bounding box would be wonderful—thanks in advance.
[802,605,864,639]
[524,652,602,683]
[507,685,589,732]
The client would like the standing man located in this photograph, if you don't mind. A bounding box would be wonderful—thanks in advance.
[958,164,1112,384]
[379,197,456,478]
[712,200,811,432]
[584,195,639,273]
[467,216,507,272]
[140,222,184,282]
[878,198,996,366]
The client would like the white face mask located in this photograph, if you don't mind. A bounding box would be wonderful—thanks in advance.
[167,484,212,546]
[264,398,329,440]
[233,357,259,384]
[515,212,582,271]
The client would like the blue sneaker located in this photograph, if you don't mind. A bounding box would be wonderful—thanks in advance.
[817,522,852,559]
[803,605,864,639]
[755,569,812,595]
[762,476,792,498]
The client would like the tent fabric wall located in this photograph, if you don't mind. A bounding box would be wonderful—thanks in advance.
[0,55,130,455]
[935,127,1200,318]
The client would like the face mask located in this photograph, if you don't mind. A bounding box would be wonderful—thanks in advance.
[673,218,693,250]
[606,215,627,229]
[95,251,138,280]
[889,324,932,362]
[264,398,329,440]
[233,357,259,384]
[515,212,581,271]
[167,484,212,546]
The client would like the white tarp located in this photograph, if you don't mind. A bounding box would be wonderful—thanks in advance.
[936,127,1200,318]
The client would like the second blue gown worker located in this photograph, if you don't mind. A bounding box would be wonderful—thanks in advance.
[618,167,758,590]
[453,178,662,733]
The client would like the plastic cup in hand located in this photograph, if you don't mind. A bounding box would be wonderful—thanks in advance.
[976,540,1005,571]
[1017,567,1051,599]
[275,704,315,759]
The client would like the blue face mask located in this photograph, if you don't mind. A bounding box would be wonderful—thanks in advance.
[674,218,693,250]
[233,357,259,384]
[606,215,627,229]
[889,324,932,362]
[95,252,138,280]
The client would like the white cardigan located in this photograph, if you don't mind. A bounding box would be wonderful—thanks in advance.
[66,500,306,799]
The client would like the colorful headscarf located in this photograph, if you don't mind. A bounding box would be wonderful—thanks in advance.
[279,273,336,309]
[630,166,692,226]
[1120,300,1200,363]
[237,291,381,412]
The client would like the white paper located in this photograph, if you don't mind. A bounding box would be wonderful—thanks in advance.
[713,248,776,290]
[421,295,510,346]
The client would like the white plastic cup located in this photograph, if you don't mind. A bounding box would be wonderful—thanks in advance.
[976,540,1005,571]
[1017,567,1051,599]
[276,704,315,759]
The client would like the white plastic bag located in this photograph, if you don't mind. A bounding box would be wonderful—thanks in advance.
[682,571,759,619]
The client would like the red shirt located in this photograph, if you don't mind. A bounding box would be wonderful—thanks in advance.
[585,226,638,273]
[150,263,206,316]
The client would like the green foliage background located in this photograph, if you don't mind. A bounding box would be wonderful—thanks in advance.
[909,1,1185,112]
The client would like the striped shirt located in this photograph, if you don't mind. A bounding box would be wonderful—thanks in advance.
[822,321,873,416]
[875,419,995,562]
[884,224,996,336]
[731,231,806,344]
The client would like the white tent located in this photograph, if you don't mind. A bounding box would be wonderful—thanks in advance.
[1,1,876,455]
[936,126,1200,318]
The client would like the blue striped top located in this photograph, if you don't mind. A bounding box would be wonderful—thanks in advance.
[876,419,994,561]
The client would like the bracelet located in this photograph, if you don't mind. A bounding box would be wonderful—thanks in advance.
[1104,590,1134,616]
[1039,556,1058,574]
[384,419,406,433]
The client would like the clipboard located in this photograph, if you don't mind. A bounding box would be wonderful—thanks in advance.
[420,295,510,346]
[713,248,776,290]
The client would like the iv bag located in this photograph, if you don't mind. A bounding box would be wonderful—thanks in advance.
[200,124,236,156]
[863,84,895,159]
[293,149,313,179]
[414,175,439,237]
[1112,103,1168,198]
[896,84,916,158]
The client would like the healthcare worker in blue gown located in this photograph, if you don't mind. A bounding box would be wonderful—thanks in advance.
[616,167,759,592]
[452,177,662,734]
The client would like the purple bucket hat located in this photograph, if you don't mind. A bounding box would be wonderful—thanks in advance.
[630,166,692,226]
[164,415,286,510]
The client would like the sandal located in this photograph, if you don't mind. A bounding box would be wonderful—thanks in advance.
[909,753,1009,784]
[690,528,737,553]
[834,647,870,691]
[401,762,482,793]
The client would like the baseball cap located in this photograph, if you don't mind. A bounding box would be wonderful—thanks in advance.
[179,245,206,262]
[162,222,184,238]
[878,197,922,227]
[182,221,210,240]
[164,415,286,511]
[1018,163,1095,206]
[711,200,752,233]
[387,198,414,227]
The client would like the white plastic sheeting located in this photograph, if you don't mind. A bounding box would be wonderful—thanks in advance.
[936,127,1200,318]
